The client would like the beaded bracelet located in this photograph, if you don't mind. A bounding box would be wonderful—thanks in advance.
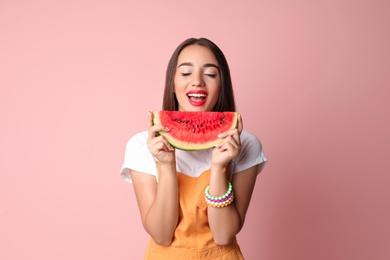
[205,182,234,208]
[205,193,234,208]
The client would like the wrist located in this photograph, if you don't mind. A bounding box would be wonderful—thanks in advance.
[159,161,176,170]
[210,163,228,173]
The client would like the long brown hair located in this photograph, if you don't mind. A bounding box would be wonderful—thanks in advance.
[162,38,236,112]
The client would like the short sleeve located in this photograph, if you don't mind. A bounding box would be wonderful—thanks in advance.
[232,131,267,175]
[120,131,158,183]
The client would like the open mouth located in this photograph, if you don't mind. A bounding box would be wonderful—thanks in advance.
[187,91,207,106]
[188,93,206,100]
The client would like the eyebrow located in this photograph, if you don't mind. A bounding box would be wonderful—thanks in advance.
[178,62,220,70]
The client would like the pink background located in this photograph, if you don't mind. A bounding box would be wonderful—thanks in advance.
[1,0,389,259]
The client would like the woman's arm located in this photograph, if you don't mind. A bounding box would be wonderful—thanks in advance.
[207,164,259,245]
[130,163,178,246]
[130,112,179,246]
[208,114,261,245]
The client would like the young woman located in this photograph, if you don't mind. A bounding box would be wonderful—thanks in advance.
[120,38,267,259]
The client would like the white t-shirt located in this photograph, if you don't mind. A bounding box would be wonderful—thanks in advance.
[120,130,267,183]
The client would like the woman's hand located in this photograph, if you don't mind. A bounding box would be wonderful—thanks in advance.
[211,114,243,169]
[147,112,175,165]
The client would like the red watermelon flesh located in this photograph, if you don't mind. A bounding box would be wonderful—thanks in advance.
[152,111,238,150]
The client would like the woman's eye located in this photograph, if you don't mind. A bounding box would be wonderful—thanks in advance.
[181,73,191,76]
[205,73,217,78]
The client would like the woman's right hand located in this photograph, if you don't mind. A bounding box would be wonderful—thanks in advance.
[147,112,175,164]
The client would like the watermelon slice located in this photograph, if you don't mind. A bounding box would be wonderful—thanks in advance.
[152,111,238,150]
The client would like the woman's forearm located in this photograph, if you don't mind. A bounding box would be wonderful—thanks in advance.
[207,165,241,245]
[144,163,179,246]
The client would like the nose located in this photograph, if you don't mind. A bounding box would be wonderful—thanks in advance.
[191,71,205,87]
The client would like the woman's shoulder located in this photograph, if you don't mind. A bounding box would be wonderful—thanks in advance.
[237,130,266,162]
[240,130,262,147]
[233,130,267,174]
[123,131,150,155]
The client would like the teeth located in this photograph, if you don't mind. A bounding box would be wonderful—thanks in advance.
[188,93,206,97]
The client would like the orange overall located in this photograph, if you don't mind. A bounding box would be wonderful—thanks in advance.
[144,168,245,259]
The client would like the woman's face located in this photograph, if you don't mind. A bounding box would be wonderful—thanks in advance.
[174,44,220,112]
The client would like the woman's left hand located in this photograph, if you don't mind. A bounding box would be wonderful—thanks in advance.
[211,114,243,169]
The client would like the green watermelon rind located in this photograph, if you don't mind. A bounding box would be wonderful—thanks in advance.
[152,111,238,151]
